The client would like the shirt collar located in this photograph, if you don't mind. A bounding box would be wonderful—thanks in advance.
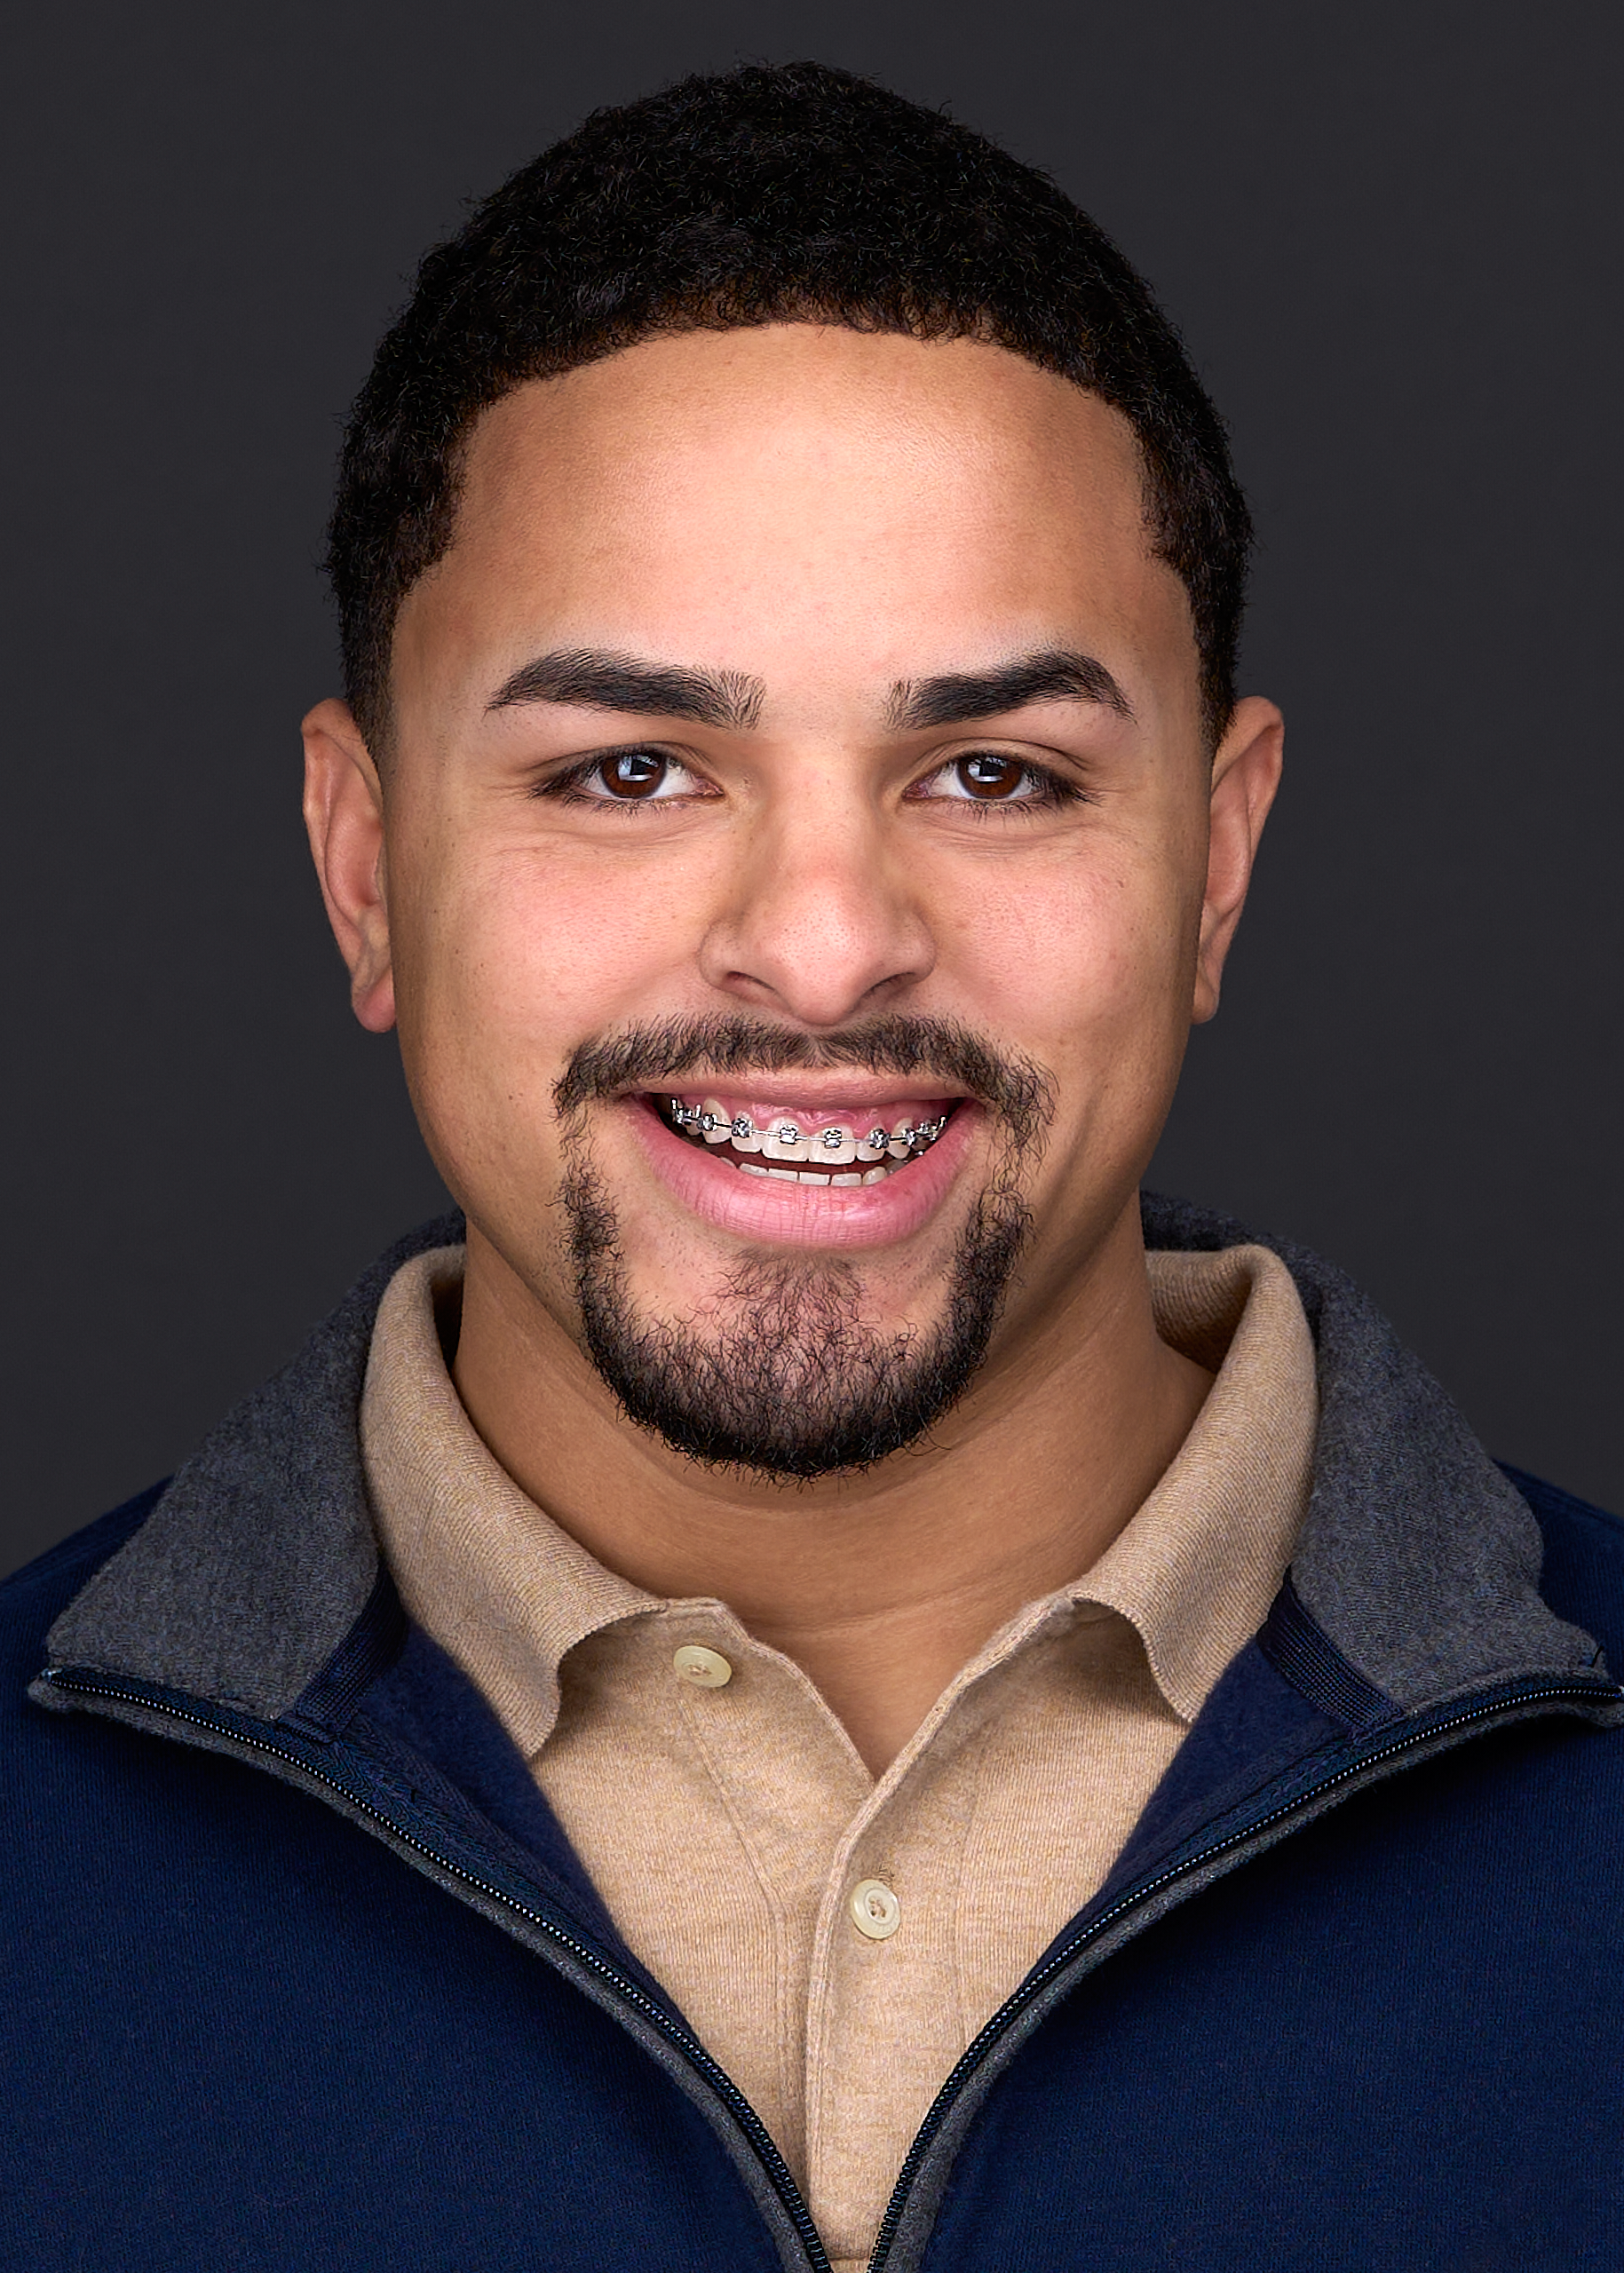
[362,1246,661,1758]
[1081,1244,1318,1723]
[362,1239,1317,1750]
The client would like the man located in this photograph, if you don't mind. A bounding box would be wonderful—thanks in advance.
[5,59,1620,2272]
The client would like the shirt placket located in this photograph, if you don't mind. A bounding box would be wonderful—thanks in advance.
[650,1607,873,2178]
[799,1651,1048,2267]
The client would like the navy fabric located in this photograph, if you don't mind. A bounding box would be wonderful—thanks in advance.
[1087,1640,1351,1906]
[354,1620,694,2016]
[5,1474,1624,2268]
[360,1620,622,1930]
[0,1510,785,2271]
[921,1706,1624,2272]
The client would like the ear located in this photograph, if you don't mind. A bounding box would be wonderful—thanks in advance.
[301,699,396,1034]
[1192,695,1284,1025]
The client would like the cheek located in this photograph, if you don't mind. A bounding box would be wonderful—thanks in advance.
[936,849,1197,1078]
[390,844,695,1155]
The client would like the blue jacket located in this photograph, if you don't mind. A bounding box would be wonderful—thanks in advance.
[5,1196,1623,2270]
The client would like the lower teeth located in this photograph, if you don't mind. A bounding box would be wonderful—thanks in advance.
[736,1160,891,1185]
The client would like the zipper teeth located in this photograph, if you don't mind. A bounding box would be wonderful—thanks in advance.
[864,1678,1617,2270]
[51,1670,1616,2273]
[44,1675,835,2273]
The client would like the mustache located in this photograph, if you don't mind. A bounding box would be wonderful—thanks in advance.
[554,1013,1056,1152]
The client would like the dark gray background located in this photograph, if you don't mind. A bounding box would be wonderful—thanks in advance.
[3,0,1619,1575]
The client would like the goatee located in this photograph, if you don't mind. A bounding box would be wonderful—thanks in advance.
[554,1014,1050,1481]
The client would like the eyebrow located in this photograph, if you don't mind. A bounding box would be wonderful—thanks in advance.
[886,649,1135,732]
[486,642,1133,737]
[487,648,764,730]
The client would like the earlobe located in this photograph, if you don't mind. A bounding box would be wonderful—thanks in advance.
[300,698,397,1034]
[1192,695,1284,1025]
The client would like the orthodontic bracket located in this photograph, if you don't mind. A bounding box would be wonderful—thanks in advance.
[665,1098,948,1154]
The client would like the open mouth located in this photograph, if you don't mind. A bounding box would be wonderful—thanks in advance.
[651,1095,958,1188]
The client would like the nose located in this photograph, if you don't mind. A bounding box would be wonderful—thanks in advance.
[696,775,936,1027]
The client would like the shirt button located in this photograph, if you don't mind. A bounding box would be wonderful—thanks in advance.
[850,1880,901,1940]
[672,1644,733,1689]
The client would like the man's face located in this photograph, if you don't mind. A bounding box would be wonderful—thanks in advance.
[310,327,1275,1475]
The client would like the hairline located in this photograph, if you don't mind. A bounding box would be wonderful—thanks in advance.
[364,316,1222,766]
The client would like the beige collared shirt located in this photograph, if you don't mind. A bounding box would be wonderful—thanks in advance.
[362,1239,1316,2269]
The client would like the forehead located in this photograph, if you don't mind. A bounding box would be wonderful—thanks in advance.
[392,326,1192,719]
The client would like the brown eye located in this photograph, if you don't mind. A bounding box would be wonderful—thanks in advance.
[955,753,1027,799]
[599,750,669,798]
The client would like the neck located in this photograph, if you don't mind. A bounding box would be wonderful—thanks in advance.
[452,1202,1210,1775]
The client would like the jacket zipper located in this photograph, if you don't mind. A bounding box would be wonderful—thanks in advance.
[42,1669,1618,2273]
[38,1672,836,2273]
[863,1676,1620,2271]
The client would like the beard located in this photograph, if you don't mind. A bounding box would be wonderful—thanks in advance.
[553,1013,1050,1482]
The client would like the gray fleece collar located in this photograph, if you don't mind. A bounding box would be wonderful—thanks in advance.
[44,1197,1604,1723]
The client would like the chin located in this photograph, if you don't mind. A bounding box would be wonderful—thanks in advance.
[561,1152,1033,1481]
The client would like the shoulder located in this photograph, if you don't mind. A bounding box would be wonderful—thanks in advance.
[0,1485,166,1676]
[1499,1462,1624,1664]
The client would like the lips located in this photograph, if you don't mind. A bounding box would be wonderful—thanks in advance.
[623,1089,978,1250]
[654,1095,956,1187]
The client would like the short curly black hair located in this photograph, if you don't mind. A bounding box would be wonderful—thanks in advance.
[329,60,1251,749]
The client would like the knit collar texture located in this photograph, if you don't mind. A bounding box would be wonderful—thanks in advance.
[44,1195,1608,1723]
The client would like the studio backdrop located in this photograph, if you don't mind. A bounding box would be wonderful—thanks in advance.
[3,0,1619,1572]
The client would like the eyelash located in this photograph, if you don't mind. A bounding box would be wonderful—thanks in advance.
[533,749,1090,813]
[535,748,701,810]
[911,758,1089,819]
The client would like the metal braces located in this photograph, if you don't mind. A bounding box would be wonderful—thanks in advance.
[665,1099,949,1154]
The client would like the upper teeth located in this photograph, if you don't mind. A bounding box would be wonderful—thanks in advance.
[665,1097,949,1162]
